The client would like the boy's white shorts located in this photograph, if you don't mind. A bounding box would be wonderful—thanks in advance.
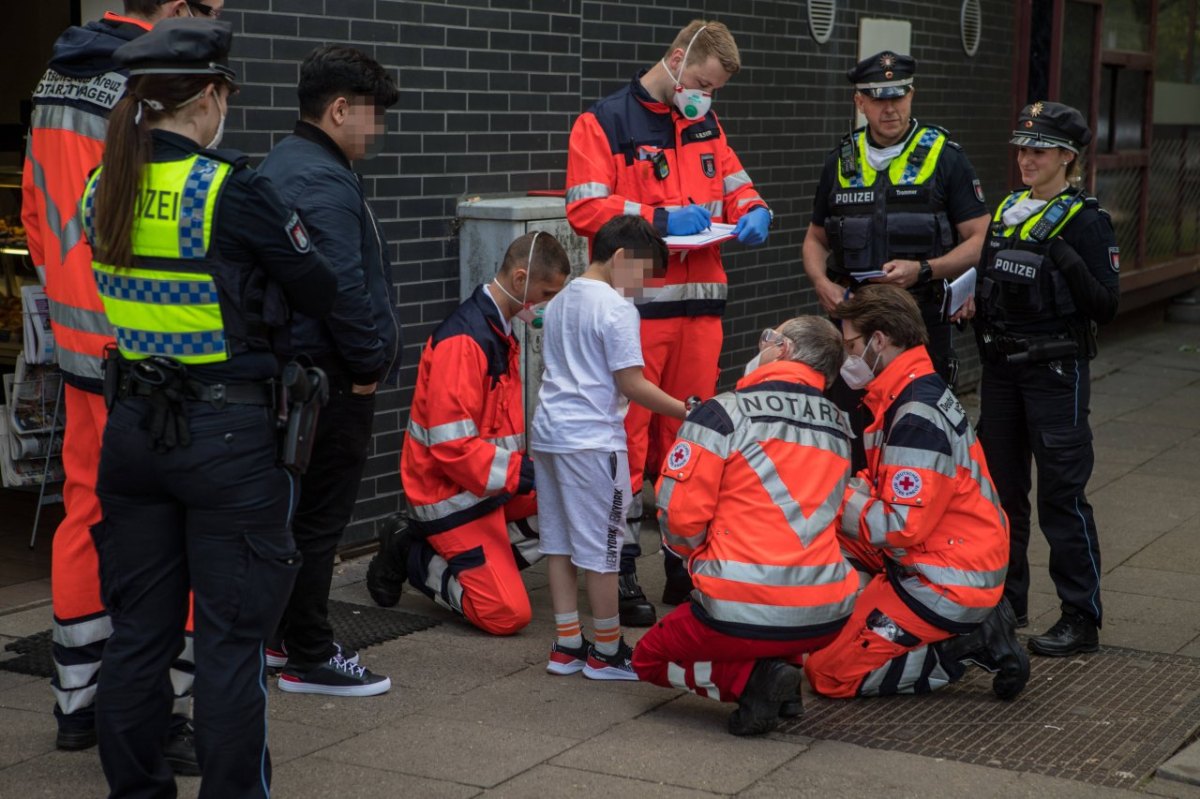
[532,449,630,574]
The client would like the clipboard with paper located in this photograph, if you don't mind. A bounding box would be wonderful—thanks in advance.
[663,223,737,251]
[940,269,976,321]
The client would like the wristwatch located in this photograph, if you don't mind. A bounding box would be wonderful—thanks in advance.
[684,395,703,413]
[917,260,933,285]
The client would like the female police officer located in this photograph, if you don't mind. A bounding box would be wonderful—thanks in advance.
[971,101,1119,658]
[81,19,336,798]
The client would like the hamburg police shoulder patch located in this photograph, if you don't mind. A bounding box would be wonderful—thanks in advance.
[700,153,716,179]
[891,469,922,500]
[1108,246,1120,273]
[972,179,985,204]
[285,211,312,253]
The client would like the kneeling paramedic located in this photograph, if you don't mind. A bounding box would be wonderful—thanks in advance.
[372,233,569,635]
[633,317,858,736]
[805,285,1029,702]
[81,20,337,799]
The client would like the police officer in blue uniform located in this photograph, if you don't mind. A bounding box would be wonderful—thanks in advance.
[803,52,989,472]
[971,101,1119,657]
[82,19,337,798]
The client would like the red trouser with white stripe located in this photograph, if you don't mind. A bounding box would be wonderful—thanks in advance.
[804,537,961,698]
[53,385,194,727]
[625,315,723,491]
[631,604,840,702]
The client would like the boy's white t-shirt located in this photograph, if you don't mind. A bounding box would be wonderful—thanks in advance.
[531,277,644,453]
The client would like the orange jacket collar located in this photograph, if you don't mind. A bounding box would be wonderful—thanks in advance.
[736,359,827,392]
[103,11,154,31]
[864,346,935,413]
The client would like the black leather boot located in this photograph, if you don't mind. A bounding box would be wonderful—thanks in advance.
[728,659,800,736]
[618,573,656,627]
[366,513,411,608]
[1029,607,1099,657]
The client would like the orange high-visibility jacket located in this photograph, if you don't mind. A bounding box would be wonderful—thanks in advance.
[655,360,859,640]
[842,346,1010,632]
[565,73,768,320]
[401,286,534,536]
[21,12,150,388]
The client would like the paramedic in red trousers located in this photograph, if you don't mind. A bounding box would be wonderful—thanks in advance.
[632,316,858,736]
[20,0,217,766]
[565,19,772,626]
[804,285,1030,701]
[257,45,400,697]
[379,234,569,635]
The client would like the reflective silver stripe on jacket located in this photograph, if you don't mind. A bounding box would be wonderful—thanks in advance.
[485,433,525,451]
[49,299,114,337]
[739,438,845,548]
[408,490,485,523]
[638,282,727,304]
[565,182,611,204]
[691,558,852,589]
[57,347,105,381]
[657,473,708,551]
[723,170,753,194]
[697,593,855,629]
[26,152,84,265]
[485,447,512,494]
[881,444,956,478]
[407,418,479,448]
[624,200,643,217]
[31,102,110,142]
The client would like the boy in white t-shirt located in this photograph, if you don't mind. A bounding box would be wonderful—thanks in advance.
[531,216,693,680]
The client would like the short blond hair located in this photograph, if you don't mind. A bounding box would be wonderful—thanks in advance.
[666,20,740,76]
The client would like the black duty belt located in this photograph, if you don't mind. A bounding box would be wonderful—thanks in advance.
[119,376,275,407]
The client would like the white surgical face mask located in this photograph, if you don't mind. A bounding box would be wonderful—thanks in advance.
[662,26,713,121]
[840,336,883,390]
[494,232,544,325]
[743,352,763,377]
[206,94,226,149]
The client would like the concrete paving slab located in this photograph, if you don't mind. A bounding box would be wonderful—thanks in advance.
[265,717,357,766]
[1092,420,1190,457]
[737,740,1143,798]
[1126,520,1200,573]
[0,670,49,713]
[1159,738,1200,788]
[0,705,57,768]
[483,764,724,798]
[272,756,482,798]
[266,671,436,732]
[0,748,112,799]
[1144,775,1200,799]
[1098,618,1199,655]
[549,695,807,794]
[0,602,52,639]
[437,663,675,740]
[316,716,577,788]
[0,580,51,614]
[0,666,39,693]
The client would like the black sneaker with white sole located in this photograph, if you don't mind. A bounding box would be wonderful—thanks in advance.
[265,640,359,670]
[278,654,391,697]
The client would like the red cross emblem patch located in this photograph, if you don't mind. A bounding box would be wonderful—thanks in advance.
[891,469,922,499]
[667,442,692,471]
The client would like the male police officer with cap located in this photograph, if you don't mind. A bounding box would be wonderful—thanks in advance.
[803,51,989,468]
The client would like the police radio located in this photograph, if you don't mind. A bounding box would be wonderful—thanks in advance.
[1028,196,1074,241]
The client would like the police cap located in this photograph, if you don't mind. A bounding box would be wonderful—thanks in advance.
[1010,101,1092,153]
[114,18,237,84]
[847,51,915,99]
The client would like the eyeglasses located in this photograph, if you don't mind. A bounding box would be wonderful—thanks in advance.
[186,0,219,17]
[842,334,863,351]
[759,328,787,351]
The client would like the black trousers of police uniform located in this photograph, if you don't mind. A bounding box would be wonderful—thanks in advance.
[977,353,1102,626]
[93,398,299,799]
[273,377,375,669]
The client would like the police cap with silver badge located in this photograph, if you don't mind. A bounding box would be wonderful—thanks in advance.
[1010,101,1091,153]
[847,51,915,99]
[113,18,237,84]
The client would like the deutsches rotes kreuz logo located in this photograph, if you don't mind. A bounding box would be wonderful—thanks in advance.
[891,469,922,499]
[667,441,692,471]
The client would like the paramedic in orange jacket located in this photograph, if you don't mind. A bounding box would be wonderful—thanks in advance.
[805,285,1029,701]
[392,233,569,635]
[20,0,213,759]
[633,316,857,736]
[565,19,772,625]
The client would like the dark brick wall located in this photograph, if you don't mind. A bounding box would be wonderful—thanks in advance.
[219,0,1014,545]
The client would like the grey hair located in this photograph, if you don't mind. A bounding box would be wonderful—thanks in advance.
[778,316,845,384]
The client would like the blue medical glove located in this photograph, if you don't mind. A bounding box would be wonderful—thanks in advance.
[667,204,712,236]
[733,207,771,246]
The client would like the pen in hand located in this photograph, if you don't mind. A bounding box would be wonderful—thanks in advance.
[688,197,712,231]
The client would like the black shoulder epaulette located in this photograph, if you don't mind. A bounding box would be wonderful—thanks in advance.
[198,147,251,169]
[926,123,951,137]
